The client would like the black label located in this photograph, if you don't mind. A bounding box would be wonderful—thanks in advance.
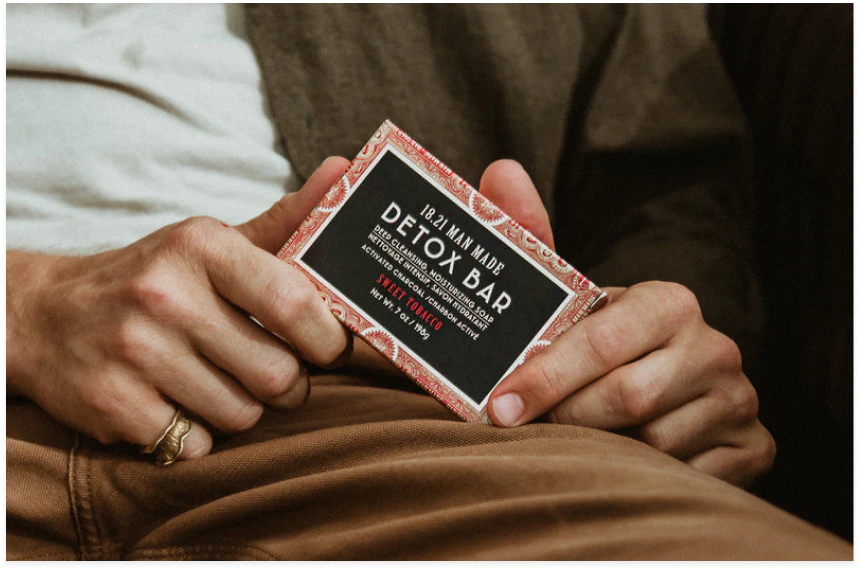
[299,150,568,405]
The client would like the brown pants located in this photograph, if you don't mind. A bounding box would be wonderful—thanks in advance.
[7,374,852,560]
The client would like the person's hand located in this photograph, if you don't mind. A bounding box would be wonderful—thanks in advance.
[7,157,354,461]
[478,160,776,488]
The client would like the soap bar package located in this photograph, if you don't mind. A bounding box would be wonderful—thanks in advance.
[277,120,606,423]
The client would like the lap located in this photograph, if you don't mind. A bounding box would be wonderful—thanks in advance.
[6,374,852,560]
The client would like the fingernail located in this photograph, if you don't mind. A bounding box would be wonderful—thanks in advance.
[179,424,213,460]
[492,393,525,427]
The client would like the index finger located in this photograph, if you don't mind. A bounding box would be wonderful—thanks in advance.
[487,281,693,427]
[203,224,351,367]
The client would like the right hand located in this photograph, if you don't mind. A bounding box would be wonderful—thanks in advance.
[6,157,353,461]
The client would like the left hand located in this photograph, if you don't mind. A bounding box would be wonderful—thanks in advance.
[479,160,776,489]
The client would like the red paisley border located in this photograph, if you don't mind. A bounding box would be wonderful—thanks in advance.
[277,120,606,424]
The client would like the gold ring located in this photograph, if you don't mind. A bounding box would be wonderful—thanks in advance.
[141,409,192,466]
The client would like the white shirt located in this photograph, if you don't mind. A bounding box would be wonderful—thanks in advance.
[6,4,298,254]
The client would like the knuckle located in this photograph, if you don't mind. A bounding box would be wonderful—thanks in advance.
[583,319,625,370]
[749,428,777,478]
[530,358,569,402]
[263,197,290,229]
[86,389,116,421]
[617,374,659,421]
[660,282,702,322]
[112,319,159,368]
[639,423,676,456]
[255,357,302,401]
[165,216,221,256]
[729,384,759,423]
[125,273,182,319]
[712,332,744,372]
[267,278,317,322]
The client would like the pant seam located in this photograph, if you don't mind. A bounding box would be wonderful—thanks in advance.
[68,436,106,560]
[67,432,87,561]
[85,442,107,559]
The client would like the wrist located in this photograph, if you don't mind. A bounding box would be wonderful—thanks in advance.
[6,251,67,396]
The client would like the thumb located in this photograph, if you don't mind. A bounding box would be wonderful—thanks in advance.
[237,156,351,253]
[478,159,554,250]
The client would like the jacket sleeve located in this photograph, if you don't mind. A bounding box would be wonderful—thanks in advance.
[552,5,763,368]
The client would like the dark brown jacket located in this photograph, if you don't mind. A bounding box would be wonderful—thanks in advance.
[247,4,762,362]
